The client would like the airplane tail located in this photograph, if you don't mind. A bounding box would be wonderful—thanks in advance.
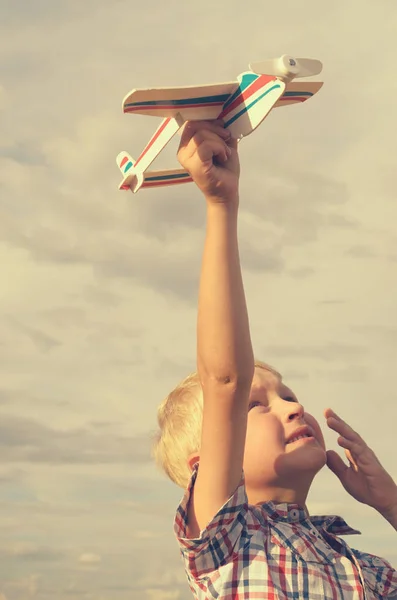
[117,151,144,193]
[117,151,193,193]
[273,81,323,108]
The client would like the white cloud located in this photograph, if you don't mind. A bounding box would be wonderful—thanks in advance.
[79,552,101,564]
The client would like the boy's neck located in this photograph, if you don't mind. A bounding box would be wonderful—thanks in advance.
[252,496,310,517]
[247,482,312,512]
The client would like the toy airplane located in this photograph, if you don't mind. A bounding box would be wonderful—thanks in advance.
[117,55,323,193]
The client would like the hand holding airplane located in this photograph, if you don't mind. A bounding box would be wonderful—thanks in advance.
[177,120,240,204]
[116,55,323,194]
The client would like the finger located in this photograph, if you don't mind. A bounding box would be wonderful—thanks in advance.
[325,409,362,443]
[326,450,348,480]
[181,130,231,165]
[324,407,345,421]
[226,136,238,151]
[336,435,353,449]
[345,448,359,472]
[179,120,231,148]
[336,435,362,459]
[183,120,231,139]
[180,139,230,174]
[195,138,231,166]
[338,437,380,472]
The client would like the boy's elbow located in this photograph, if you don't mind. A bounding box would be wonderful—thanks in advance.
[199,368,254,390]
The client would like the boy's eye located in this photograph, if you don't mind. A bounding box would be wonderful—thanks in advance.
[283,396,296,403]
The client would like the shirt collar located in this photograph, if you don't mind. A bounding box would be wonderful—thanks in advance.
[257,501,361,535]
[310,514,361,536]
[261,501,309,523]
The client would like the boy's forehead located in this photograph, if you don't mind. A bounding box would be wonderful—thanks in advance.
[250,368,294,399]
[251,368,280,392]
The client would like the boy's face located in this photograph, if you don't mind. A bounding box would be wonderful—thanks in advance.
[243,368,327,507]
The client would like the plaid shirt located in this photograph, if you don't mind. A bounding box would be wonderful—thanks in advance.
[174,464,397,599]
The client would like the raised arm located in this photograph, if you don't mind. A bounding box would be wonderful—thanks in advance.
[177,121,255,537]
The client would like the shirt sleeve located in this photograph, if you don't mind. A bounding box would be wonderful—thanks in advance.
[173,463,248,580]
[352,548,397,597]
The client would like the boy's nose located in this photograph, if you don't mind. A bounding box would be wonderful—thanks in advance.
[286,403,304,421]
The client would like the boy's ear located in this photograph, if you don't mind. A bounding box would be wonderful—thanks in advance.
[187,453,200,473]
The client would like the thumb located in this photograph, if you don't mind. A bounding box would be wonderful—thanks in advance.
[226,135,238,150]
[326,450,348,482]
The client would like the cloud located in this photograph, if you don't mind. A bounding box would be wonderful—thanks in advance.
[79,552,101,565]
[0,415,151,464]
[0,542,63,562]
[6,316,62,353]
[1,160,349,303]
[345,244,375,258]
[1,573,40,598]
[263,342,366,361]
[0,466,26,484]
[314,364,369,382]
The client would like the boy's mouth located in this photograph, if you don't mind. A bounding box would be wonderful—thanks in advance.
[286,434,314,444]
[285,425,315,445]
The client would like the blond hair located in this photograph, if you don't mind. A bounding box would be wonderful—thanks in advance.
[151,359,282,489]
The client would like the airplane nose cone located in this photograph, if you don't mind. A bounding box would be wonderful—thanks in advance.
[278,55,300,78]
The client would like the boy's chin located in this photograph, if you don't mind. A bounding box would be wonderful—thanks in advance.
[282,446,327,474]
[295,449,327,473]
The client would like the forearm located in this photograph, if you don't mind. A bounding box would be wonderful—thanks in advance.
[197,200,254,384]
[380,505,397,532]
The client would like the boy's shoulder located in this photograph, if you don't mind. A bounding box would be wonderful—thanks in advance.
[174,462,249,557]
[348,547,397,598]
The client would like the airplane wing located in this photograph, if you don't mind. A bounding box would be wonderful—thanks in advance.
[141,167,193,189]
[273,81,323,107]
[122,81,239,120]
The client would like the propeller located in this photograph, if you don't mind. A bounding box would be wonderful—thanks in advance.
[249,55,323,80]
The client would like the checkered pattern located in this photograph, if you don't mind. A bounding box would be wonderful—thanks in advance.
[174,464,397,599]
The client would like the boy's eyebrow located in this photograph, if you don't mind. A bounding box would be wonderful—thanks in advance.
[279,384,297,400]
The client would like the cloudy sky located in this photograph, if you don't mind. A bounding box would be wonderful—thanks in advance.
[1,0,396,598]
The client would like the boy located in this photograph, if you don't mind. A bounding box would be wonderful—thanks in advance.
[153,120,397,598]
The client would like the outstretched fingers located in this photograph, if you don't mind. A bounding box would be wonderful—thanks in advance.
[324,408,364,453]
[325,408,397,513]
